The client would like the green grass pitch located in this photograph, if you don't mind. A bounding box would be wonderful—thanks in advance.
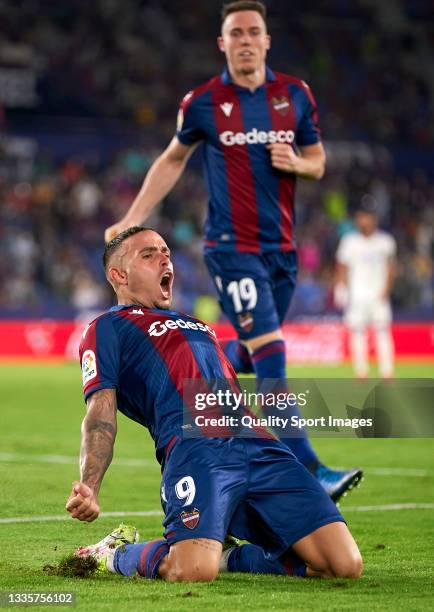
[0,362,433,611]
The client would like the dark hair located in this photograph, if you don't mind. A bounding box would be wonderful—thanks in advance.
[221,1,267,24]
[103,226,156,270]
[356,194,379,216]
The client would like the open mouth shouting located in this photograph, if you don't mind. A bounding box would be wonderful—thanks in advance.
[160,270,173,301]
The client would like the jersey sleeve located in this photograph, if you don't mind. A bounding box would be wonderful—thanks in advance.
[79,315,120,401]
[176,91,206,145]
[336,235,352,265]
[294,81,321,146]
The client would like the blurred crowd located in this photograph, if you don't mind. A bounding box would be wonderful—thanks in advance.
[1,0,433,146]
[1,141,432,319]
[0,0,433,319]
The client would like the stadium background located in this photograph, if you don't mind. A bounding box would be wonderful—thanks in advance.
[0,0,433,363]
[1,2,433,610]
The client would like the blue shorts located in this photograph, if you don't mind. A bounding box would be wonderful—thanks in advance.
[161,437,343,557]
[204,250,297,340]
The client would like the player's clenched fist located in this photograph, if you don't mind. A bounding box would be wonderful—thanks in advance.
[66,481,100,522]
[267,143,300,174]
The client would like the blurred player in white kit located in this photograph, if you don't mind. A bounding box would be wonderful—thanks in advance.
[335,197,397,378]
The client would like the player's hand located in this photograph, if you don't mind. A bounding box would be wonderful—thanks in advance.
[334,282,349,310]
[267,143,300,174]
[66,481,100,522]
[104,219,131,244]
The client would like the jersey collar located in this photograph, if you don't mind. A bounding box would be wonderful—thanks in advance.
[110,304,149,313]
[109,303,178,315]
[221,65,276,86]
[109,304,131,312]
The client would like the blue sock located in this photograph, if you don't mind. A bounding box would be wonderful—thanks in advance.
[227,544,306,577]
[114,539,169,578]
[251,340,319,468]
[222,340,253,373]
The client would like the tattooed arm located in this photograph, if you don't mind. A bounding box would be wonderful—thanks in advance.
[66,388,117,522]
[80,388,117,492]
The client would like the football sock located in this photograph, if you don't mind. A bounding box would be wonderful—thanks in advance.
[113,540,169,578]
[227,544,306,577]
[251,340,318,467]
[222,339,253,373]
[250,340,287,379]
[350,329,369,378]
[374,327,394,378]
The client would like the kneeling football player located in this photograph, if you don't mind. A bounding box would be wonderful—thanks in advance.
[66,227,362,581]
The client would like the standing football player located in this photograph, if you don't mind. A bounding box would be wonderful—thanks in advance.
[104,1,362,499]
[335,198,397,378]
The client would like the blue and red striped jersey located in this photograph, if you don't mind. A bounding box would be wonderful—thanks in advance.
[79,305,237,460]
[176,67,321,253]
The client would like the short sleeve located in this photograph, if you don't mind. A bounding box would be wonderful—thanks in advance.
[295,82,321,146]
[176,91,206,145]
[79,315,120,401]
[336,236,352,265]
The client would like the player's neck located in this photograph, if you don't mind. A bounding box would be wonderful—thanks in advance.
[229,65,266,92]
[116,292,151,309]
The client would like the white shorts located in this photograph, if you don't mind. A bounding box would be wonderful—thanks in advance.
[345,299,392,330]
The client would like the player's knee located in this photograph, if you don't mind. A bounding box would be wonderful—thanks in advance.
[161,554,219,582]
[331,551,363,579]
[159,539,221,582]
[167,562,219,582]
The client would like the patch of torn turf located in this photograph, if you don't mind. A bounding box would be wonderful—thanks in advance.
[44,553,99,578]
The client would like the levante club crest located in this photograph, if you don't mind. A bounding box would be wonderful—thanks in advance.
[238,312,254,333]
[180,508,200,529]
[272,96,290,116]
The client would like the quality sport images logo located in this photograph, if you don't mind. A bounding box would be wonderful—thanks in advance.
[81,349,97,385]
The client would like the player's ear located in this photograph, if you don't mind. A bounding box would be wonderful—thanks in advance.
[108,265,127,287]
[217,36,225,53]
